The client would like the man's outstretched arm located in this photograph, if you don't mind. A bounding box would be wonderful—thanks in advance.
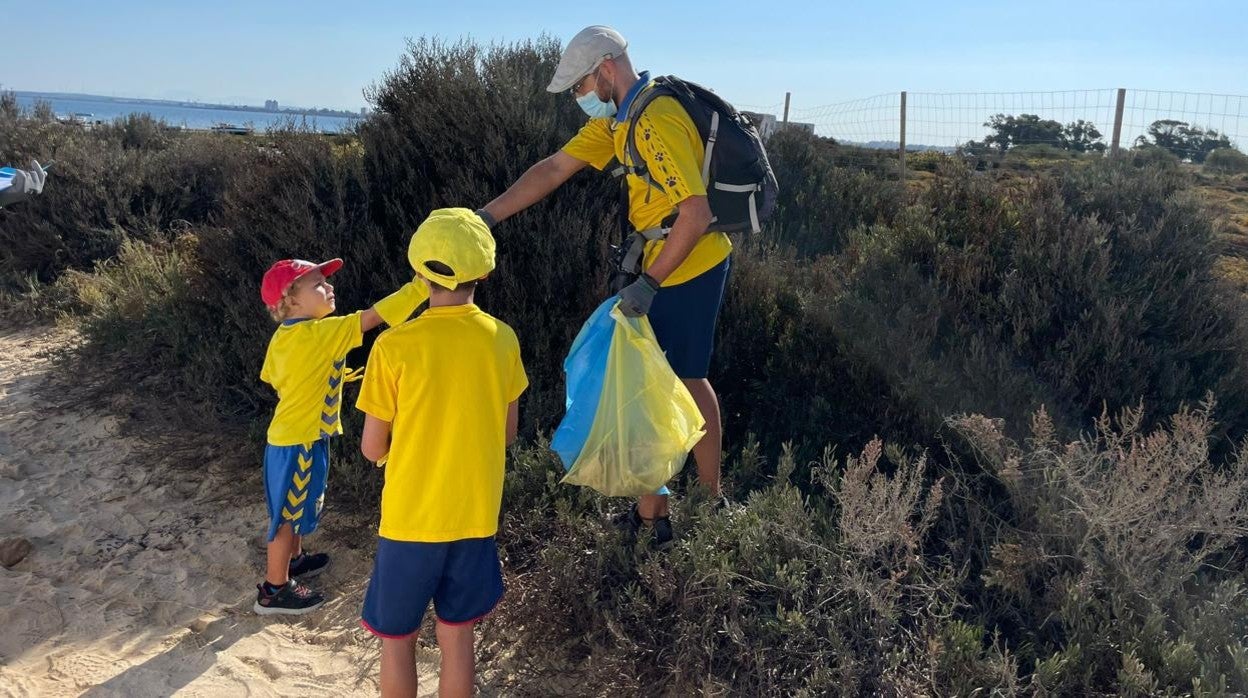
[479,151,588,226]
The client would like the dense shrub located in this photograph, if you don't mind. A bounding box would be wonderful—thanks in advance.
[1206,147,1248,175]
[1130,143,1182,171]
[358,37,620,431]
[8,37,1248,696]
[761,130,903,257]
[0,102,262,289]
[489,438,1002,695]
[948,404,1248,695]
[832,160,1248,443]
[1005,143,1076,161]
[711,157,1248,484]
[487,402,1248,695]
[906,149,952,172]
[60,235,205,370]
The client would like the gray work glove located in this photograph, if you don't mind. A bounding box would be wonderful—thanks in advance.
[0,160,48,208]
[617,273,660,317]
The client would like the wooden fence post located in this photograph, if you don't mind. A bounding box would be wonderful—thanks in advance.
[1110,88,1126,156]
[899,91,908,180]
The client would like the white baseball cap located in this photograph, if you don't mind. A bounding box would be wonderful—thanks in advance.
[546,25,628,93]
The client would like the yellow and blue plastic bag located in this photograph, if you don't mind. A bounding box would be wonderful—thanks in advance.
[552,299,706,497]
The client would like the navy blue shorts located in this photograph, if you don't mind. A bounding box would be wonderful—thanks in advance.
[647,256,731,379]
[360,536,504,638]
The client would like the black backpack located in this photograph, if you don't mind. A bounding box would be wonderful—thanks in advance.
[615,75,778,235]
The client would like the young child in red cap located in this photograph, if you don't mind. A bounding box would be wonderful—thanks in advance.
[254,257,426,615]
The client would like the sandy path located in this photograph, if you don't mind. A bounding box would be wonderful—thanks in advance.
[0,325,445,696]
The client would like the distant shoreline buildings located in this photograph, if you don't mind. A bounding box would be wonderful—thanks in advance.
[14,91,361,120]
[741,111,815,139]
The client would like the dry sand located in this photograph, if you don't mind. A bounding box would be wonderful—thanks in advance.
[0,325,448,696]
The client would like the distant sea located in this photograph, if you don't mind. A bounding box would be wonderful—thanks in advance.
[14,92,360,133]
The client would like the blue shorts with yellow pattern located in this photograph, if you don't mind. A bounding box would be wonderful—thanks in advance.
[264,438,330,541]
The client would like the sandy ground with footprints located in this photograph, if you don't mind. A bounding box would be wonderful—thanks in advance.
[0,324,449,696]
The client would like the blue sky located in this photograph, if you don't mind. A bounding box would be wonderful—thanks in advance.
[6,0,1247,114]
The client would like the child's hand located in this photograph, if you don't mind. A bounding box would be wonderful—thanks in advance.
[372,281,429,328]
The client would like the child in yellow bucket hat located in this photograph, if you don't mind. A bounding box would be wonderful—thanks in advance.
[356,208,528,695]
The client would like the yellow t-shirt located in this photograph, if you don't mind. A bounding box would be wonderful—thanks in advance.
[561,88,733,287]
[261,313,363,446]
[356,304,528,542]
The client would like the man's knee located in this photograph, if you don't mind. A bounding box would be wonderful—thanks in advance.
[682,378,718,400]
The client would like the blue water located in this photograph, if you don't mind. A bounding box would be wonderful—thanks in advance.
[14,93,359,133]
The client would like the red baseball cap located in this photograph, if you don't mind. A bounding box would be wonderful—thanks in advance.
[260,258,343,308]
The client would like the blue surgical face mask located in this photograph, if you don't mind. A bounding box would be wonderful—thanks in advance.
[575,72,617,118]
[577,91,617,118]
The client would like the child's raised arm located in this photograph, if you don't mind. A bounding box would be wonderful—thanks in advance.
[360,280,429,333]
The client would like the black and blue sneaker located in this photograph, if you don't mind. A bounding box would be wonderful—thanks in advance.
[651,516,675,551]
[253,579,325,616]
[613,503,675,551]
[288,552,330,580]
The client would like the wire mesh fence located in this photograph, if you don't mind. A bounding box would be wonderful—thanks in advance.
[735,88,1248,178]
[1121,90,1248,163]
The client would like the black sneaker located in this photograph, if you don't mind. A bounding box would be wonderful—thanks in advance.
[651,516,675,551]
[288,552,330,580]
[612,503,643,536]
[612,504,675,551]
[253,580,325,616]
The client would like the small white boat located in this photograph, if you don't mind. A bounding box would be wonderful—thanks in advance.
[59,112,94,125]
[210,123,254,135]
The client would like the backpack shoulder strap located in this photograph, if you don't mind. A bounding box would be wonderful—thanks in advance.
[622,79,676,182]
[609,80,672,235]
[624,77,721,187]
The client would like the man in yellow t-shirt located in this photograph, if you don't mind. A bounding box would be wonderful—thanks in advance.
[478,25,729,549]
[357,208,528,697]
[253,257,427,616]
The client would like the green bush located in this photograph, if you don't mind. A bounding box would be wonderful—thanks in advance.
[906,149,951,172]
[1130,143,1182,171]
[949,403,1248,694]
[1205,147,1248,175]
[60,234,208,375]
[1006,143,1075,161]
[9,37,1248,696]
[490,438,1008,695]
[761,130,902,257]
[482,403,1248,695]
[0,101,263,289]
[98,113,177,151]
[831,160,1248,444]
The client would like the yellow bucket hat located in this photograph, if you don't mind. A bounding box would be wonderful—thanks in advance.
[408,208,497,289]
